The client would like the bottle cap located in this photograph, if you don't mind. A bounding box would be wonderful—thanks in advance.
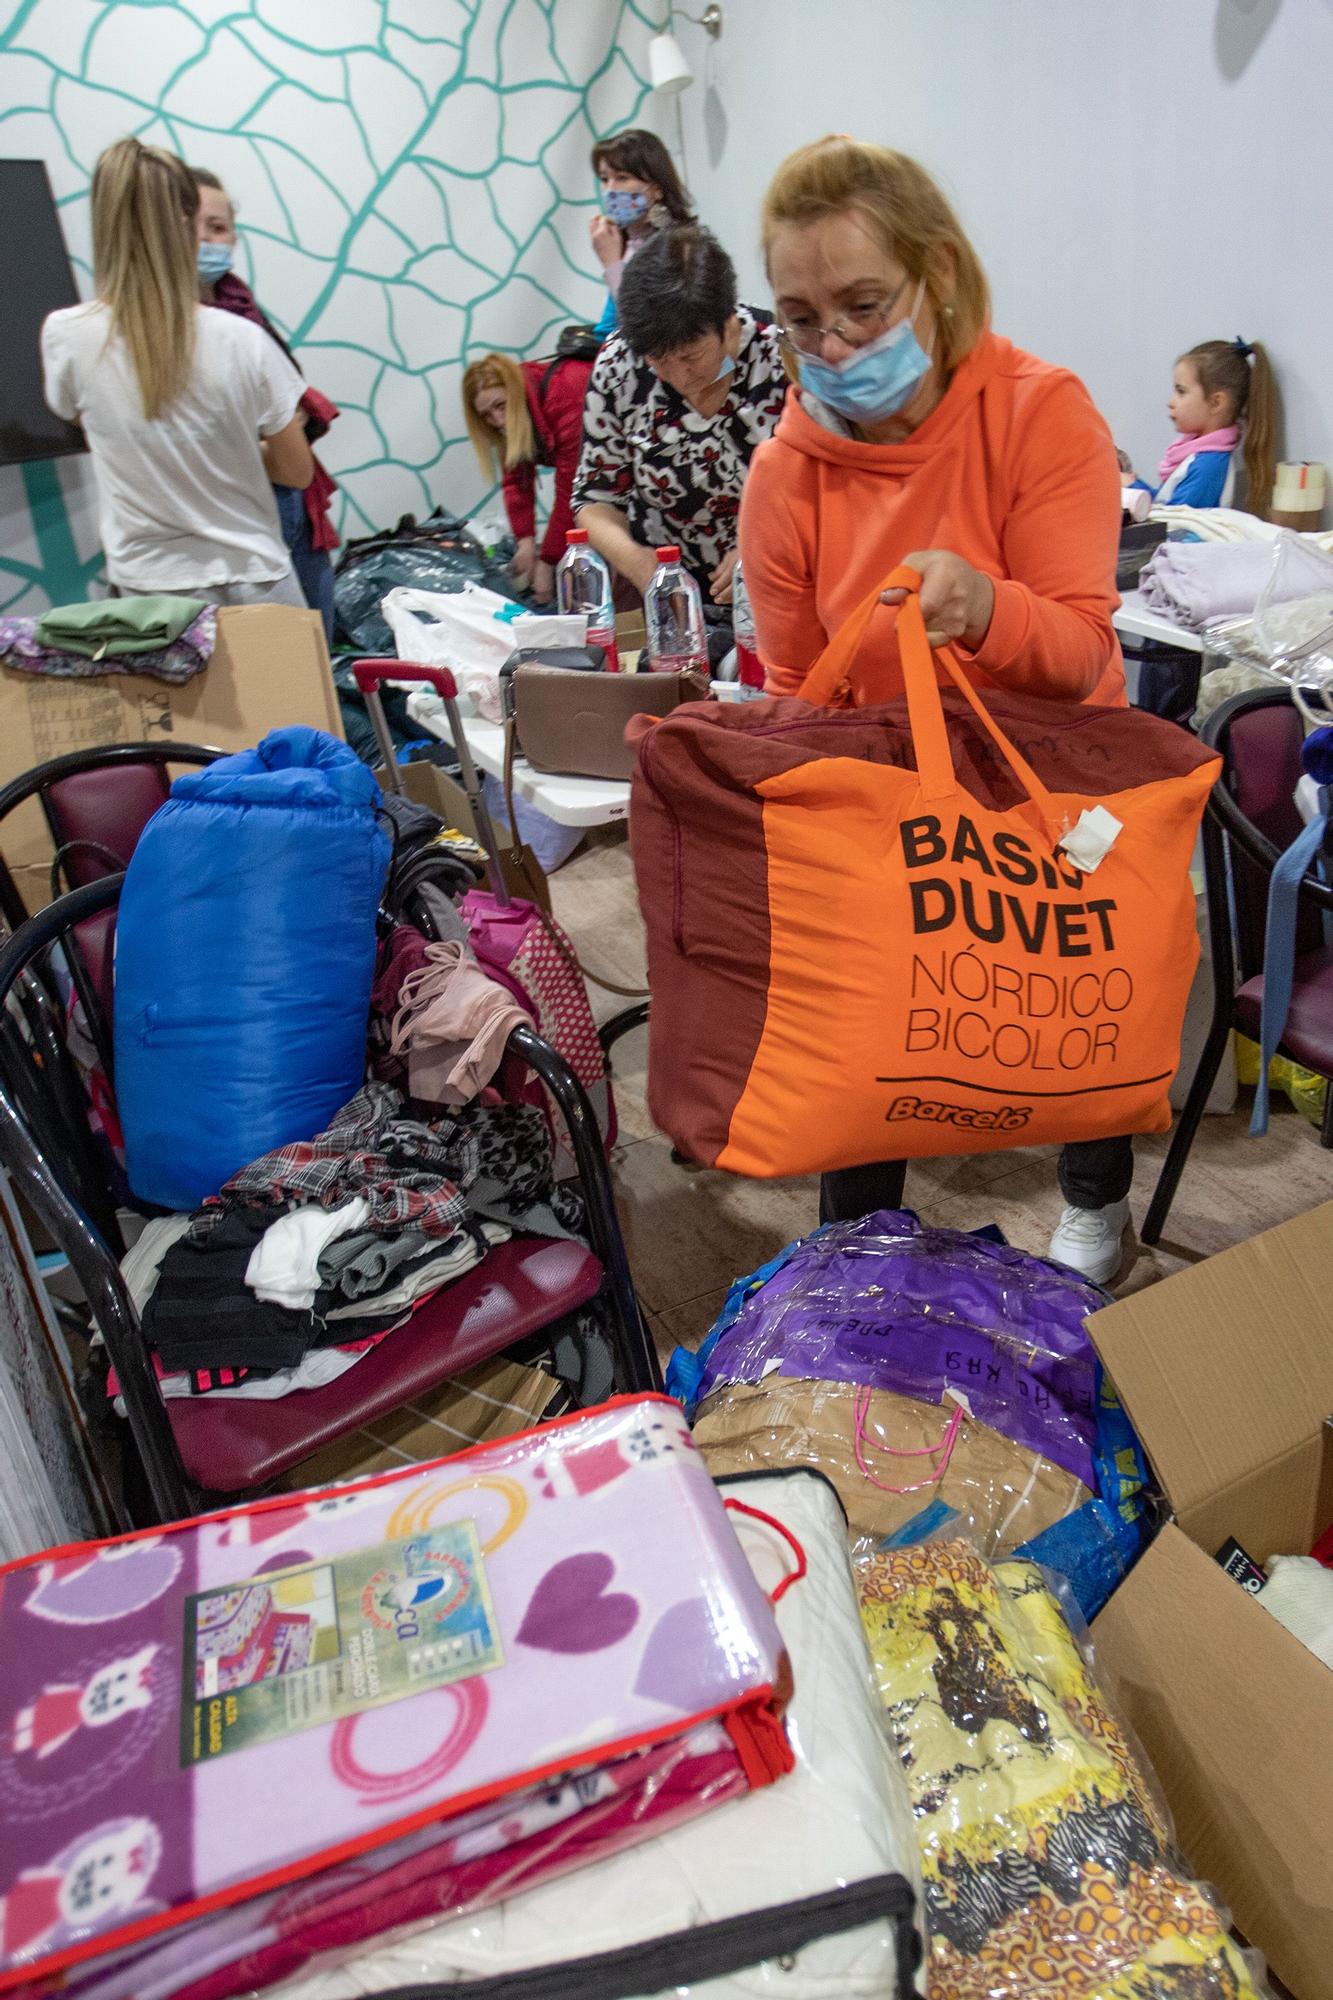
[655,545,681,561]
[566,528,589,544]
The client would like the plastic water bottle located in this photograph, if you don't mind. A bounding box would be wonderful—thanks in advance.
[731,557,764,692]
[644,546,708,677]
[556,528,620,671]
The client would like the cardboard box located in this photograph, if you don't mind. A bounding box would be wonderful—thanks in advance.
[0,605,340,913]
[374,757,539,906]
[615,607,646,673]
[1090,1203,1333,2000]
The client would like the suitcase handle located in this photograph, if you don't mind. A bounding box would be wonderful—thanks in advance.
[352,658,458,700]
[351,657,509,906]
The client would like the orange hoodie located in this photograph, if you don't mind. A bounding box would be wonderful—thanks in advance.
[739,331,1126,707]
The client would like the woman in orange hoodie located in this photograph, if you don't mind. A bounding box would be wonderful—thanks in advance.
[739,137,1131,1285]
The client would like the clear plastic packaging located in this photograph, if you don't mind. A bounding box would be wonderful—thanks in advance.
[695,1375,1094,1560]
[679,1215,1152,1622]
[0,1402,789,2000]
[224,1471,928,2000]
[855,1539,1276,1999]
[687,1216,1106,1496]
[644,545,709,675]
[89,1728,749,2000]
[1204,530,1333,696]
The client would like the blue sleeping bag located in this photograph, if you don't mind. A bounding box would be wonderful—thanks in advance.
[114,727,392,1209]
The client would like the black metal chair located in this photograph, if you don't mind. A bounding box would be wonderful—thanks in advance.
[1143,684,1333,1243]
[0,876,660,1524]
[0,740,221,931]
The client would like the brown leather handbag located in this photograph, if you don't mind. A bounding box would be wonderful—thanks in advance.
[511,665,709,781]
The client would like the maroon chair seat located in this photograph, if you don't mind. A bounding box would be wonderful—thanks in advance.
[0,875,658,1522]
[1143,686,1333,1246]
[0,740,219,928]
[1234,946,1333,1078]
[171,1236,602,1493]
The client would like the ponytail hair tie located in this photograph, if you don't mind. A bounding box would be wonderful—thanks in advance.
[1234,335,1254,359]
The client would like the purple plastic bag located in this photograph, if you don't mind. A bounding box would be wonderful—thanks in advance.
[694,1211,1106,1488]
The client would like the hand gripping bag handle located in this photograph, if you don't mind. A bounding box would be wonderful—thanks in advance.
[797,565,1063,834]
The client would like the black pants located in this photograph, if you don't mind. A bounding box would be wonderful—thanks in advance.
[819,1135,1135,1225]
[1127,640,1201,729]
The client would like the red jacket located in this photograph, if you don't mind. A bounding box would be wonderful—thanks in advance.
[501,357,594,567]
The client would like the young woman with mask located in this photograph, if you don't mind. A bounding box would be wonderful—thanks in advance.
[42,138,312,607]
[462,349,595,602]
[589,129,695,338]
[739,137,1132,1285]
[191,168,340,638]
[575,226,785,608]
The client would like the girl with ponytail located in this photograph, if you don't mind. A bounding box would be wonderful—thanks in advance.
[1123,336,1276,512]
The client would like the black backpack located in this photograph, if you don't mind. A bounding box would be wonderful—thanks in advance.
[539,324,603,396]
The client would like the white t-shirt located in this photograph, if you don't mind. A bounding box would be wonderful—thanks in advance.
[42,301,303,592]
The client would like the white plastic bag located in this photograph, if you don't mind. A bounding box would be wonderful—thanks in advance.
[381,583,520,721]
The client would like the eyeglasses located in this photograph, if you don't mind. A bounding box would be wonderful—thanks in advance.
[778,274,911,357]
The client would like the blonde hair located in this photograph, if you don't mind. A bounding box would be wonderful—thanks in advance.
[1179,339,1277,515]
[761,136,990,372]
[462,354,535,476]
[91,137,200,422]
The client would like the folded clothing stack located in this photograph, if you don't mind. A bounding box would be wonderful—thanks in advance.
[0,1398,793,2000]
[0,602,216,685]
[856,1540,1273,1999]
[117,1081,581,1400]
[1139,532,1333,630]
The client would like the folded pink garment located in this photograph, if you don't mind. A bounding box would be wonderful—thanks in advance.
[389,941,528,1107]
[0,1398,791,1998]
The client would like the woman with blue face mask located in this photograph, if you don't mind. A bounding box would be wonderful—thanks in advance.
[589,130,695,339]
[738,137,1136,1291]
[190,168,340,641]
[574,226,786,612]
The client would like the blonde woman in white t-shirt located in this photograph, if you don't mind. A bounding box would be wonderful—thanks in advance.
[42,137,313,606]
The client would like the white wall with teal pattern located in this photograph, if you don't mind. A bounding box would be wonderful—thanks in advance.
[0,0,665,612]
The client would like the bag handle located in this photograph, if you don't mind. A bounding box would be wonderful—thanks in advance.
[798,565,1064,830]
[722,1497,808,1604]
[852,1386,963,1497]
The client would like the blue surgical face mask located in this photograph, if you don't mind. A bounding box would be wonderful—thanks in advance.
[196,242,233,283]
[711,351,735,386]
[602,187,651,227]
[796,279,932,423]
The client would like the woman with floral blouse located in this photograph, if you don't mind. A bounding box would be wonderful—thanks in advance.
[573,227,786,607]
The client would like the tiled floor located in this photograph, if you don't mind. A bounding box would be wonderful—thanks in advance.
[551,827,1333,1373]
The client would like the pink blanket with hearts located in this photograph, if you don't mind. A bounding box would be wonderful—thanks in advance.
[0,1397,791,1999]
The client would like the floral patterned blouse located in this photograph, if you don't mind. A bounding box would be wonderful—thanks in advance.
[573,307,787,587]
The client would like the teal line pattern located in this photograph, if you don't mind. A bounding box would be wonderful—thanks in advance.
[0,0,660,610]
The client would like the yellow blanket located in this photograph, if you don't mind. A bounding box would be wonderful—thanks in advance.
[857,1541,1265,2000]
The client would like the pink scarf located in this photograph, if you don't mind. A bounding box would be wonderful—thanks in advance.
[1158,424,1240,481]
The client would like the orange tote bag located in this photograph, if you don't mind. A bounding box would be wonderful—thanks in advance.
[629,566,1220,1176]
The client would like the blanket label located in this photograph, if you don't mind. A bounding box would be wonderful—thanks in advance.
[179,1522,500,1765]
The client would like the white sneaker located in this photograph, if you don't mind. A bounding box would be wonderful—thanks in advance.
[1047,1199,1131,1287]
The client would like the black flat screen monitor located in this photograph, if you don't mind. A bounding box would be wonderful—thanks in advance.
[0,159,85,467]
